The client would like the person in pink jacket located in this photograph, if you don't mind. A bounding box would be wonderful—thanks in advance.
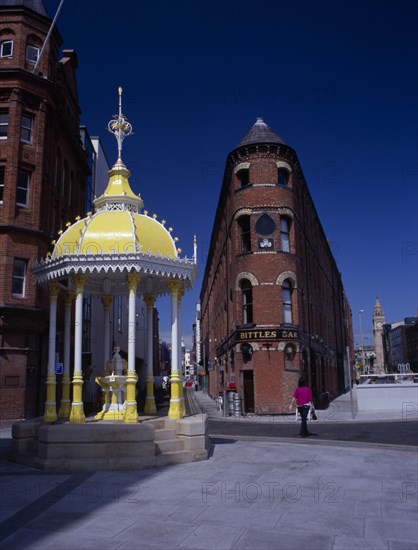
[289,377,317,437]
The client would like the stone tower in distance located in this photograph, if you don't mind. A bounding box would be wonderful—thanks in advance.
[372,297,385,371]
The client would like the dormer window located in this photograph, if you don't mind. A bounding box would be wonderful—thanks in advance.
[237,168,249,187]
[0,40,13,58]
[26,45,40,64]
[277,168,289,186]
[234,162,251,188]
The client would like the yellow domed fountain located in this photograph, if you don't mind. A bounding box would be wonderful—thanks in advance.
[33,87,197,426]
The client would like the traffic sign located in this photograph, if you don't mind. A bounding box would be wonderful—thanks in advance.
[55,363,63,375]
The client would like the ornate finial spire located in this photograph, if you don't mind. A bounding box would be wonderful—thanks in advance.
[94,88,144,213]
[107,87,133,163]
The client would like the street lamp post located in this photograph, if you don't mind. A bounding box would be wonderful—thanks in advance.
[358,309,366,375]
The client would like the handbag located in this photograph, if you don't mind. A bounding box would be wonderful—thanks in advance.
[310,405,318,420]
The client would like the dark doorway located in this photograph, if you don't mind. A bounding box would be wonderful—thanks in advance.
[242,370,254,413]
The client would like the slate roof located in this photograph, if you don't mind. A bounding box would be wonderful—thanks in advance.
[0,0,48,16]
[237,117,286,147]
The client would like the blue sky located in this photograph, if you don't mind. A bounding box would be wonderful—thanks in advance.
[44,0,417,348]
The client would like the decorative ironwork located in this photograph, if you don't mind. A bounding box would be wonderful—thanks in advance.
[107,87,133,161]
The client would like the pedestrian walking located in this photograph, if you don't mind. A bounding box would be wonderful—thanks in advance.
[288,377,317,437]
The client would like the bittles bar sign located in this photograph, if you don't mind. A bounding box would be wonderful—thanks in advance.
[235,328,298,342]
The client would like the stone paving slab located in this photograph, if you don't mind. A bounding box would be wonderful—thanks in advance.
[1,426,417,550]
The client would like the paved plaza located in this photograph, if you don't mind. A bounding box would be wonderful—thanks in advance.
[0,390,417,550]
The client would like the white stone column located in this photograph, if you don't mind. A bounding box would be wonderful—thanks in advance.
[144,294,157,414]
[59,291,74,418]
[178,288,186,415]
[44,283,61,423]
[69,275,88,424]
[124,273,140,423]
[168,280,183,419]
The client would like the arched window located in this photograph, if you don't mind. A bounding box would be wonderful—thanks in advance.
[238,215,251,252]
[280,217,290,252]
[277,168,289,186]
[282,279,293,323]
[240,279,253,324]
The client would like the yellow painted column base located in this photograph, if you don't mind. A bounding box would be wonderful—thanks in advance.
[144,396,157,414]
[94,409,106,421]
[168,399,183,419]
[59,378,71,418]
[144,377,156,414]
[168,373,185,419]
[69,404,86,424]
[44,402,57,423]
[58,400,71,419]
[102,410,126,421]
[124,403,139,423]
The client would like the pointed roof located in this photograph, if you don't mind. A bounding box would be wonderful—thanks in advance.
[373,297,385,319]
[0,0,48,16]
[237,117,286,147]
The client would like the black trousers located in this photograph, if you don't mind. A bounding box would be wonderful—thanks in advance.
[298,405,310,436]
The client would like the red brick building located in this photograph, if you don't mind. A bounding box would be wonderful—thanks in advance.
[200,118,353,414]
[0,0,88,419]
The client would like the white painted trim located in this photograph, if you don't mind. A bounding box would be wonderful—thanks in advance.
[234,162,250,174]
[235,271,259,289]
[276,271,297,287]
[276,161,292,172]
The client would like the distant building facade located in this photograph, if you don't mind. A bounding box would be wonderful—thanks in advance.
[0,0,89,419]
[405,321,418,372]
[199,118,353,414]
[389,318,418,371]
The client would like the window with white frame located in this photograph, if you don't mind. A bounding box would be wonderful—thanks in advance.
[0,111,8,139]
[20,114,33,143]
[16,171,30,207]
[12,258,27,297]
[26,45,39,64]
[280,217,290,252]
[240,279,253,324]
[0,40,13,58]
[282,279,293,323]
[0,165,4,203]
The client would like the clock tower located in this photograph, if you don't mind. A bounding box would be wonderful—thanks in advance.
[372,297,385,371]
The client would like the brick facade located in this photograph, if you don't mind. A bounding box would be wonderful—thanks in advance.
[200,119,353,414]
[0,2,88,419]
